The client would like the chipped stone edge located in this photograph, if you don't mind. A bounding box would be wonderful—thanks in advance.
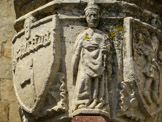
[12,15,53,44]
[72,109,110,119]
[14,0,159,32]
[132,18,162,116]
[122,17,162,117]
[12,15,60,114]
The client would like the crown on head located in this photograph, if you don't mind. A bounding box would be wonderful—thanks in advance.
[84,2,100,13]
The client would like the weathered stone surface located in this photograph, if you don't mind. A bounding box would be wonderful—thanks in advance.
[14,0,81,18]
[72,116,107,122]
[4,41,12,59]
[9,102,21,122]
[72,3,112,118]
[118,0,162,21]
[0,79,21,122]
[120,17,162,121]
[0,0,21,122]
[0,0,15,78]
[11,0,162,122]
[12,14,61,116]
[0,58,12,79]
[0,101,9,122]
[14,0,162,19]
[1,79,17,102]
[0,0,16,43]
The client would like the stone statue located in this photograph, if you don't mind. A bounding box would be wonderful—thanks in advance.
[12,0,162,121]
[142,33,160,105]
[72,2,112,115]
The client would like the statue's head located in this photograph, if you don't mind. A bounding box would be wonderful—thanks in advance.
[84,2,100,28]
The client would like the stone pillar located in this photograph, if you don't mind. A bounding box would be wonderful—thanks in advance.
[12,0,162,122]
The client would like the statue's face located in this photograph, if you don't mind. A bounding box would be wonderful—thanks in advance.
[86,9,99,28]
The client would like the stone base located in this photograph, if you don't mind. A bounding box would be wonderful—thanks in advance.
[72,109,110,118]
[72,116,107,122]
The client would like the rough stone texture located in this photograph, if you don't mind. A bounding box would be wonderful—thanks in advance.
[0,58,12,79]
[118,0,162,20]
[0,0,21,122]
[8,0,162,122]
[1,79,17,102]
[0,0,16,44]
[0,101,9,122]
[13,0,162,20]
[9,102,21,122]
[14,0,54,18]
[72,116,107,122]
[0,0,161,121]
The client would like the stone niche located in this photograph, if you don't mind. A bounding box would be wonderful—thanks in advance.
[12,0,162,122]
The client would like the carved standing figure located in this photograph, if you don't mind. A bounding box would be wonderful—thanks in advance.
[142,33,160,105]
[72,2,111,114]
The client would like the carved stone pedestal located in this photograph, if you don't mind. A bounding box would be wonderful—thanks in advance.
[12,0,162,122]
[72,116,106,122]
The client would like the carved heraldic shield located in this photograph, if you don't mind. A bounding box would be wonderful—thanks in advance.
[12,15,60,114]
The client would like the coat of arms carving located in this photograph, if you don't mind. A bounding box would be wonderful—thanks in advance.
[12,15,62,115]
[12,1,162,122]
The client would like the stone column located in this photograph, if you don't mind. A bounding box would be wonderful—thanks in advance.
[12,0,162,122]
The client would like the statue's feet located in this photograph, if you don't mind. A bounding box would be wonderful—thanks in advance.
[95,101,104,109]
[143,89,152,105]
[88,99,97,109]
[78,104,86,109]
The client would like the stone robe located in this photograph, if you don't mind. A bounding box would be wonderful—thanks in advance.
[72,28,111,112]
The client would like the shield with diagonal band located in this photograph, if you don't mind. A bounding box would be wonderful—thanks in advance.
[12,15,60,114]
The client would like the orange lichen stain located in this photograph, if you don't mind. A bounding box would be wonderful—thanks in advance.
[110,31,116,37]
[85,35,90,40]
[116,25,122,31]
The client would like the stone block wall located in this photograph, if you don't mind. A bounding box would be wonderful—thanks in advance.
[0,0,21,122]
